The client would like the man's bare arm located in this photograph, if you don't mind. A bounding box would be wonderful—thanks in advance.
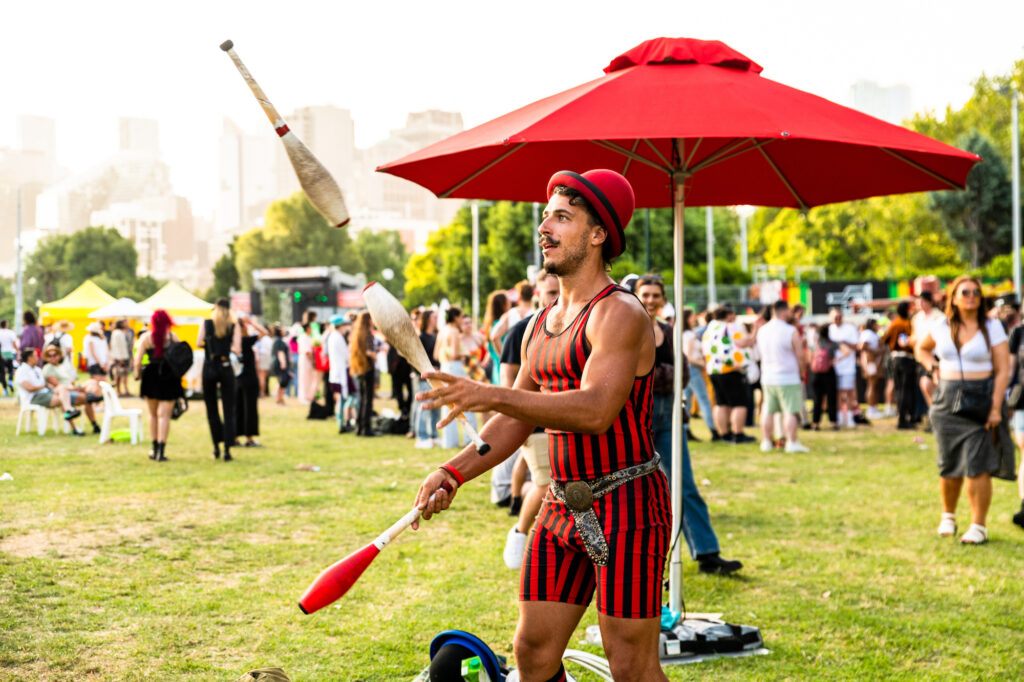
[419,293,653,435]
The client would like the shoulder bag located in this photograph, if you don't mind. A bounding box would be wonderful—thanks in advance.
[949,336,992,423]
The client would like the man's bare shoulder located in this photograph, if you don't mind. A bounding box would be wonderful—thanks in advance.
[587,289,650,338]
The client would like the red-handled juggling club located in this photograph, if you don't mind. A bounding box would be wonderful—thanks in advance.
[298,493,441,614]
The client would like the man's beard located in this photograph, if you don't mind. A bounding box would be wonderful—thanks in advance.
[542,238,589,277]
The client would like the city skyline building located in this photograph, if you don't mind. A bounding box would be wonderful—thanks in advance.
[849,79,912,125]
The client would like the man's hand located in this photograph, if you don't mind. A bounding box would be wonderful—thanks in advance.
[411,469,458,530]
[417,371,494,429]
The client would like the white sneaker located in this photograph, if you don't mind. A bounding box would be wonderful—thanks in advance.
[866,407,884,420]
[503,526,528,569]
[760,439,773,452]
[414,439,434,449]
[884,406,898,418]
[784,441,809,453]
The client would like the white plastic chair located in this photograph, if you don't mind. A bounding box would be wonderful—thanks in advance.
[98,381,143,444]
[16,391,60,435]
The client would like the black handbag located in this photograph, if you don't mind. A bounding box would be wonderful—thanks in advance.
[171,396,188,420]
[949,351,992,423]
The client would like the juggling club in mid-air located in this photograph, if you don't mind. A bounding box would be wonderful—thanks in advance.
[219,39,350,228]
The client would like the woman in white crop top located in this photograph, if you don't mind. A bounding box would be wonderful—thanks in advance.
[916,275,1010,545]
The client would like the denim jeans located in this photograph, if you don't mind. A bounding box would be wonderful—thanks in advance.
[288,353,299,397]
[416,377,440,441]
[408,372,421,434]
[652,392,720,559]
[684,368,715,432]
[440,361,478,448]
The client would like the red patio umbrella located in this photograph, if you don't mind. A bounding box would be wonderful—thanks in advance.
[378,36,981,612]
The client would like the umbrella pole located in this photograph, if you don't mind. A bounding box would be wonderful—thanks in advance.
[669,167,687,615]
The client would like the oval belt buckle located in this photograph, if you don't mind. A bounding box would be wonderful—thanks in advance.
[565,481,594,512]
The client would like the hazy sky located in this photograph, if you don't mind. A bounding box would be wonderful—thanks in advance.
[3,0,1023,217]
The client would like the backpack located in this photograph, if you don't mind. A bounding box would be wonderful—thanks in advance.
[162,340,194,379]
[810,344,832,373]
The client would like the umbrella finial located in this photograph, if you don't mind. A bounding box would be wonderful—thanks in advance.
[605,37,763,75]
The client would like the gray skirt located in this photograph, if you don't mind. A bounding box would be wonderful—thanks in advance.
[930,378,1000,479]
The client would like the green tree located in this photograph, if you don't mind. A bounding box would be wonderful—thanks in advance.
[910,60,1023,180]
[64,226,137,284]
[234,192,359,288]
[0,277,13,324]
[483,201,537,288]
[25,233,71,302]
[929,131,1012,268]
[351,229,409,299]
[207,238,240,300]
[404,253,444,309]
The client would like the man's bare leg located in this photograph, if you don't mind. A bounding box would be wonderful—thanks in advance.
[597,612,669,682]
[514,601,587,681]
[713,405,730,436]
[729,407,747,436]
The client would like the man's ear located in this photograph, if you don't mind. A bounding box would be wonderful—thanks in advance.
[590,224,608,249]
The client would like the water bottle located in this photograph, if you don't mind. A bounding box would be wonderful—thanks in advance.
[460,656,492,682]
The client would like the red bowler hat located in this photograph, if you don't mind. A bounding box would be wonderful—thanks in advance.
[547,169,635,259]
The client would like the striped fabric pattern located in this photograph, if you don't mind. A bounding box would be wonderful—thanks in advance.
[526,284,656,481]
[520,283,671,618]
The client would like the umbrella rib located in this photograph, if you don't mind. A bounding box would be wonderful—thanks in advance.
[757,146,809,210]
[643,139,671,169]
[620,139,642,177]
[592,140,673,174]
[687,138,768,173]
[683,138,703,169]
[437,143,527,198]
[878,148,964,190]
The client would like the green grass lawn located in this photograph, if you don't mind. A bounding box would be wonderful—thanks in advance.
[2,393,1023,681]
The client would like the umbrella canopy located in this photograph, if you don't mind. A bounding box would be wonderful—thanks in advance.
[378,37,981,615]
[88,298,154,320]
[379,37,979,207]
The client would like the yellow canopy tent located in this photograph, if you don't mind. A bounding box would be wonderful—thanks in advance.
[39,280,116,359]
[140,282,213,346]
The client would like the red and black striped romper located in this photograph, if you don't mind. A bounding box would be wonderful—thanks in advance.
[519,283,671,619]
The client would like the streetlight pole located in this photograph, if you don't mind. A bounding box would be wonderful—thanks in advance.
[471,201,480,326]
[644,208,651,272]
[706,206,716,306]
[15,188,23,335]
[532,202,541,268]
[1012,87,1021,301]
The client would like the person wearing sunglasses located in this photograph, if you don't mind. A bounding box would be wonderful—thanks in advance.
[915,276,1010,545]
[40,345,102,435]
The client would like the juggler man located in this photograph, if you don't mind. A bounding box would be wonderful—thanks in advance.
[415,169,671,682]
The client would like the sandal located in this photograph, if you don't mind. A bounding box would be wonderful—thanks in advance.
[937,513,957,537]
[959,524,988,545]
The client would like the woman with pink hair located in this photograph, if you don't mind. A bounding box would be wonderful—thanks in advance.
[135,309,183,462]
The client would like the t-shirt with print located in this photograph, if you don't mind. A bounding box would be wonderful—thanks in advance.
[701,320,749,375]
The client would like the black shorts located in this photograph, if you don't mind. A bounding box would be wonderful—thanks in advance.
[276,371,291,389]
[710,372,748,408]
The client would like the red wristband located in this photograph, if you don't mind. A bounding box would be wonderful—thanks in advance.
[439,463,465,486]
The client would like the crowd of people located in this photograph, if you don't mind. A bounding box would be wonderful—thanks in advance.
[6,167,1024,680]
